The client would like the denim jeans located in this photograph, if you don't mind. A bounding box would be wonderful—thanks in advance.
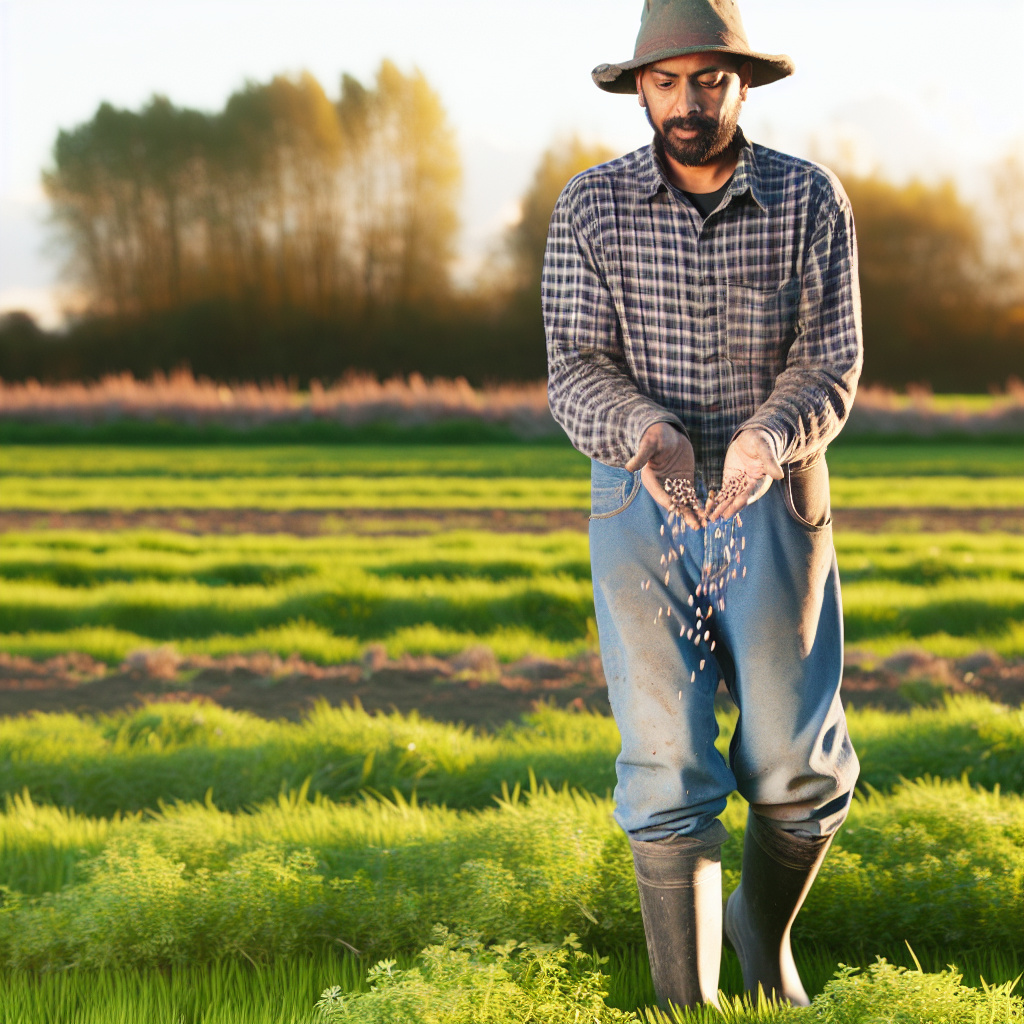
[589,459,859,841]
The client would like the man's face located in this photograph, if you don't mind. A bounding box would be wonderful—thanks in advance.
[635,53,752,167]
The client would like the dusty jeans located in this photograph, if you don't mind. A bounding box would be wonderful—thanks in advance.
[589,458,859,841]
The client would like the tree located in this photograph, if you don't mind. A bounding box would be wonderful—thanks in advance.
[43,63,461,322]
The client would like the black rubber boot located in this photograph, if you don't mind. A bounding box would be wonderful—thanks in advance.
[629,820,730,1012]
[724,811,833,1006]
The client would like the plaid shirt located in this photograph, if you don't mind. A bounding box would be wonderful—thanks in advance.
[542,134,863,488]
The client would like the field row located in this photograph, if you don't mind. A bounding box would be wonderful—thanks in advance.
[0,529,1020,661]
[0,697,1018,824]
[3,442,1022,477]
[2,475,1022,511]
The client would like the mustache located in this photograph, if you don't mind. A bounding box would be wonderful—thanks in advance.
[661,114,720,134]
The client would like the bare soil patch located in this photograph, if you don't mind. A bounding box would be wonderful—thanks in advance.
[0,507,1020,535]
[0,647,1018,727]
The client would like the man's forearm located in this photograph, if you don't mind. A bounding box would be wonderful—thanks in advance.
[547,350,686,466]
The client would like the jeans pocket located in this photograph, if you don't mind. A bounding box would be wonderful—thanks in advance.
[783,459,832,531]
[590,460,641,519]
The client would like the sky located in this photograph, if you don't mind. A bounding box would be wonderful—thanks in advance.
[1,0,1022,326]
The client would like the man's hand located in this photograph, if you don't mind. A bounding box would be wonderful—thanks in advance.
[625,422,705,529]
[710,429,784,521]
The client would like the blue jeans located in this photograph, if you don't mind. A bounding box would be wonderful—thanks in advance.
[589,460,859,841]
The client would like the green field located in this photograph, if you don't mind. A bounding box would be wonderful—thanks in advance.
[1,438,1022,1021]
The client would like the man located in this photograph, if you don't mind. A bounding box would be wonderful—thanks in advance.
[542,0,863,1011]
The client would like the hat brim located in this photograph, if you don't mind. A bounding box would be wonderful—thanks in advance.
[592,46,794,92]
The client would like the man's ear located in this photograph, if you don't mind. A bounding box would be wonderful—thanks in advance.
[636,69,645,105]
[738,61,753,99]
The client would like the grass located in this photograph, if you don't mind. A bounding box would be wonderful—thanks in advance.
[0,528,1020,661]
[0,773,1017,969]
[0,697,1019,825]
[0,698,1019,1018]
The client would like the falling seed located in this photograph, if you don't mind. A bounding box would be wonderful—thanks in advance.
[720,600,726,611]
[690,671,695,682]
[660,525,665,536]
[694,636,700,646]
[688,595,694,606]
[704,630,710,641]
[700,659,706,670]
[687,628,693,639]
[664,571,670,585]
[667,606,672,617]
[680,625,686,637]
[678,690,682,700]
[711,640,716,651]
[707,606,713,618]
[696,619,703,631]
[732,569,737,578]
[660,554,666,565]
[741,537,746,550]
[736,514,743,527]
[742,566,747,577]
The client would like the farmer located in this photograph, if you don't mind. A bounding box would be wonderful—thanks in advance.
[543,0,863,1010]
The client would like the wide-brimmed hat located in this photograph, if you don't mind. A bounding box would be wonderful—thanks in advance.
[593,0,794,93]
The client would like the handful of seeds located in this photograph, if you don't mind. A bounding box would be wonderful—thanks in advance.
[664,477,703,522]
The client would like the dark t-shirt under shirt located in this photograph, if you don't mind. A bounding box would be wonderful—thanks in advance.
[677,175,733,219]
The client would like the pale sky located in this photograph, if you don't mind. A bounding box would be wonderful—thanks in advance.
[1,0,1022,326]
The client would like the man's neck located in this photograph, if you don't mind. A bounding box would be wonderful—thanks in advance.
[657,136,741,194]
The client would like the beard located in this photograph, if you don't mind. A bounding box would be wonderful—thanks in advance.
[651,102,741,167]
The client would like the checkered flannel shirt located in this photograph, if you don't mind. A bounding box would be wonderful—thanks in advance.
[542,134,863,488]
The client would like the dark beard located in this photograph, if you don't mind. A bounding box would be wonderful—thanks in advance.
[654,106,740,167]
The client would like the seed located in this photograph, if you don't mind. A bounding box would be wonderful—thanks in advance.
[664,571,670,585]
[742,566,747,577]
[678,690,682,700]
[658,607,663,617]
[687,628,693,639]
[736,514,743,527]
[688,595,694,606]
[660,525,665,536]
[694,636,700,646]
[700,659,705,669]
[667,606,672,617]
[704,630,710,640]
[732,568,737,578]
[696,619,703,631]
[690,671,695,682]
[741,537,746,550]
[706,606,712,618]
[711,640,716,651]
[660,554,666,565]
[680,625,686,637]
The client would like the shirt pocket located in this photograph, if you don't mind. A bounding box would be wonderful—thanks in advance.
[726,278,799,369]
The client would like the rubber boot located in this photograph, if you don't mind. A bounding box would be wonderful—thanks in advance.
[724,811,833,1006]
[629,820,730,1012]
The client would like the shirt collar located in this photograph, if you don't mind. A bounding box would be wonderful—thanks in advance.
[641,130,767,214]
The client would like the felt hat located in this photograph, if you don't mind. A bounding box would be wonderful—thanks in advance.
[592,0,794,93]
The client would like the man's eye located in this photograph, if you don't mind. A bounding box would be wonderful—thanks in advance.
[699,74,725,87]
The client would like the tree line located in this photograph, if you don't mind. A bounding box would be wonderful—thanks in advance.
[0,64,1020,390]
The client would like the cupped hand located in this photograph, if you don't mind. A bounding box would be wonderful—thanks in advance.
[625,422,705,529]
[709,429,784,521]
